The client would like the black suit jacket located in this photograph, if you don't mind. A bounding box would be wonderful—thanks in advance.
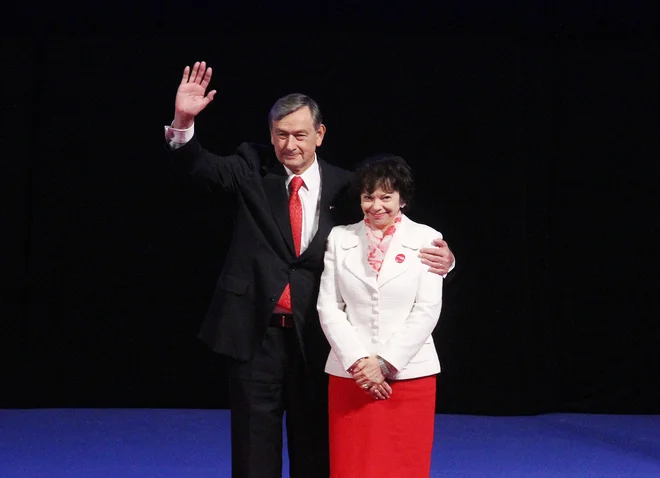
[170,137,355,369]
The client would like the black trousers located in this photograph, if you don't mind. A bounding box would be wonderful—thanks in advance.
[228,326,330,478]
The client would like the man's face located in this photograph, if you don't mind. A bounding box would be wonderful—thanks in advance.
[270,106,326,174]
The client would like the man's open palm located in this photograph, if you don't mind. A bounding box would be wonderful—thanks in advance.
[173,61,216,128]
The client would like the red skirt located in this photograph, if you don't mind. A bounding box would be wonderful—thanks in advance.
[328,374,436,478]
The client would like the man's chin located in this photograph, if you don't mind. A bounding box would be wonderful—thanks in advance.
[278,156,299,166]
[279,157,310,173]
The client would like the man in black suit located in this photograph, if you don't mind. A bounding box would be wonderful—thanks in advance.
[164,61,455,478]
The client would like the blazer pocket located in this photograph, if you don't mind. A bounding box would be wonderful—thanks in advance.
[218,274,250,295]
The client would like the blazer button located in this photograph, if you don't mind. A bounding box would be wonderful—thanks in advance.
[290,266,296,272]
[270,294,277,302]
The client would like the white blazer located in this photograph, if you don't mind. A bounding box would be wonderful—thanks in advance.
[317,214,444,380]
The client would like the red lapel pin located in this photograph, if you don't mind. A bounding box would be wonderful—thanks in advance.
[395,254,405,263]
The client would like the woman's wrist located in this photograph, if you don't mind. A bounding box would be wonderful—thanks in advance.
[347,357,368,374]
[376,355,396,378]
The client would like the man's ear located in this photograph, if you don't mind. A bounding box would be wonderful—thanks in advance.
[316,124,326,147]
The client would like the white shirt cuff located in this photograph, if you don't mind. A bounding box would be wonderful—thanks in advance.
[164,122,195,148]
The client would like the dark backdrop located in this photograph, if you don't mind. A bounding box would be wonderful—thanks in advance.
[2,8,659,414]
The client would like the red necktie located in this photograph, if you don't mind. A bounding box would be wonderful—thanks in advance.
[276,176,305,311]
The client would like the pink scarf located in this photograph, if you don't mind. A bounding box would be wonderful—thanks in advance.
[365,213,402,275]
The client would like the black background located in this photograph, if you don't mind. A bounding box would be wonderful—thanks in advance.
[2,4,659,414]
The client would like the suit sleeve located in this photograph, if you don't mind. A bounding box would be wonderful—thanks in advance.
[166,135,256,194]
[378,229,444,374]
[317,228,372,371]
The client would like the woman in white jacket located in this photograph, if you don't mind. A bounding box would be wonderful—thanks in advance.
[317,154,445,477]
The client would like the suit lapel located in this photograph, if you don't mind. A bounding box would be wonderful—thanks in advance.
[262,165,296,257]
[341,222,378,292]
[377,215,418,288]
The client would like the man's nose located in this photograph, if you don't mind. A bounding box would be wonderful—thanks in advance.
[284,135,297,150]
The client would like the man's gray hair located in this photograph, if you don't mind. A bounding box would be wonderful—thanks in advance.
[268,93,323,130]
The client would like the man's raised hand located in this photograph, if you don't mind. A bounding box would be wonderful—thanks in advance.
[173,61,217,129]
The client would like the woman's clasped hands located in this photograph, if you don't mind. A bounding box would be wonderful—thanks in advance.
[350,356,393,400]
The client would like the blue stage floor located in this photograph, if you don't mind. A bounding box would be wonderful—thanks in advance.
[1,409,659,477]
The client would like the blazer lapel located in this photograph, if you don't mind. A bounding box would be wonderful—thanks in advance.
[262,165,296,257]
[376,215,418,288]
[341,222,378,292]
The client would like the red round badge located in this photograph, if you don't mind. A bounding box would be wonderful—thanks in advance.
[395,254,405,263]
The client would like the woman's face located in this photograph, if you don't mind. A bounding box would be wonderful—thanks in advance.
[361,187,402,231]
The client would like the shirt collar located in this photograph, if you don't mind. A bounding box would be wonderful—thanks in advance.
[283,154,321,192]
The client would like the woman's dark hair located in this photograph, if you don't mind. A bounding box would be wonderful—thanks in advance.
[352,153,415,210]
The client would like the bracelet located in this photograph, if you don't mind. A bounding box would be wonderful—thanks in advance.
[376,356,391,378]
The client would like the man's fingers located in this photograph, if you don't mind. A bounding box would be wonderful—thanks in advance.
[422,259,449,275]
[419,246,445,257]
[420,256,449,272]
[189,61,201,83]
[180,65,191,85]
[181,61,213,90]
[196,61,208,84]
[419,248,450,272]
[200,66,213,90]
[420,256,447,266]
